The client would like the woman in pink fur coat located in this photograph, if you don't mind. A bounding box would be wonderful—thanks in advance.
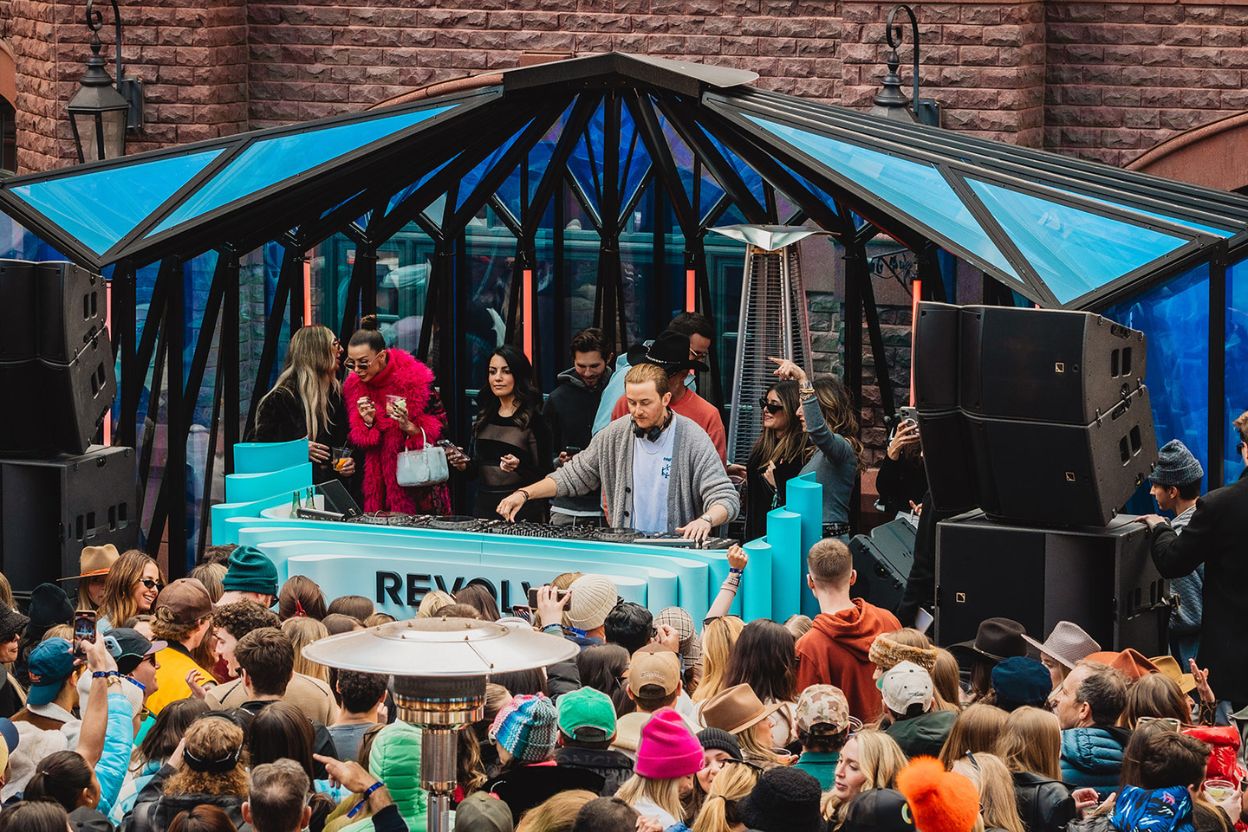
[343,315,451,514]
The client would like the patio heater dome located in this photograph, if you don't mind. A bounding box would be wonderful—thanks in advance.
[304,617,579,832]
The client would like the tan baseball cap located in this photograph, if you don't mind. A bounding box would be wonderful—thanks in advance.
[628,645,680,697]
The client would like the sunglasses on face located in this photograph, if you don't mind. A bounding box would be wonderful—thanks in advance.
[758,397,784,415]
[137,578,164,591]
[344,360,372,371]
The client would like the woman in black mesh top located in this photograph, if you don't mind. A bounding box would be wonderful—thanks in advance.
[450,344,554,520]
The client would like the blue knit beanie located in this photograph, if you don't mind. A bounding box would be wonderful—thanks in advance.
[488,694,558,763]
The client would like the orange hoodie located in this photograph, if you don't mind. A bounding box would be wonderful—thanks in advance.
[795,598,901,722]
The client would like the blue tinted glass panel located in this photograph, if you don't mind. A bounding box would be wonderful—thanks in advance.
[658,112,697,209]
[151,105,454,235]
[746,115,1021,283]
[10,149,224,255]
[701,126,766,208]
[455,122,529,213]
[1054,187,1234,239]
[385,155,457,218]
[528,104,571,204]
[0,212,68,261]
[497,164,523,222]
[1227,258,1248,483]
[568,116,602,215]
[321,189,364,220]
[967,178,1189,305]
[1104,265,1210,506]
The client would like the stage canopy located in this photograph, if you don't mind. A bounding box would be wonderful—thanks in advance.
[1,52,1243,566]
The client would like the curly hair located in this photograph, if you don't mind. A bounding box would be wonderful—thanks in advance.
[213,600,280,640]
[164,718,247,797]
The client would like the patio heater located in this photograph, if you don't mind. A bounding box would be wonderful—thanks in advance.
[303,617,577,832]
[712,225,823,465]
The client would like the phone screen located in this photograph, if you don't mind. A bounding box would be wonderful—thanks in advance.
[526,587,570,608]
[73,612,97,644]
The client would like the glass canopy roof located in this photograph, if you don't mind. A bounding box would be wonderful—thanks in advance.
[1,52,1244,309]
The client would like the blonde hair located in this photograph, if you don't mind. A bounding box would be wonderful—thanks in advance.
[624,362,671,395]
[261,325,340,440]
[784,615,813,639]
[164,719,247,797]
[189,563,227,603]
[692,616,744,703]
[938,704,1009,769]
[417,591,455,618]
[692,761,759,832]
[0,573,14,611]
[98,550,163,629]
[952,753,1026,832]
[281,617,330,683]
[515,789,597,832]
[617,774,687,825]
[998,706,1062,781]
[822,729,908,821]
[932,649,963,711]
[735,723,787,769]
[42,624,73,642]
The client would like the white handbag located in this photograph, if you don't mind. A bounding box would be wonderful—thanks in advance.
[396,427,449,487]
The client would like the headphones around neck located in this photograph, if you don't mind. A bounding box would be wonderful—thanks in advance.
[633,410,672,443]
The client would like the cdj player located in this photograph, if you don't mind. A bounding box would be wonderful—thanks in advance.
[345,513,737,549]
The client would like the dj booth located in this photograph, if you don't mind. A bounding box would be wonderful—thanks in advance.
[211,439,826,622]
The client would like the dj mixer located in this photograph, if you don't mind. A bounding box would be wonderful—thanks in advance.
[347,513,739,549]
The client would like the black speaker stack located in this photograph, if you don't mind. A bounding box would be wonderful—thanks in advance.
[914,302,1166,654]
[0,260,136,592]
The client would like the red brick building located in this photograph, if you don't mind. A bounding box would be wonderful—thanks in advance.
[3,0,1248,188]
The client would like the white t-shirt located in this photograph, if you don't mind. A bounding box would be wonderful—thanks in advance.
[631,423,676,533]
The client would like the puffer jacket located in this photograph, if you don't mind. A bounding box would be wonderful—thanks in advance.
[124,790,251,832]
[1060,726,1130,800]
[1012,771,1077,832]
[95,691,137,816]
[325,721,427,832]
[885,710,956,759]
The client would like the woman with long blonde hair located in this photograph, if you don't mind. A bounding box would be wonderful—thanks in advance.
[821,729,908,827]
[997,707,1075,832]
[281,617,330,684]
[951,752,1026,832]
[938,704,1009,769]
[692,616,744,704]
[254,324,354,485]
[97,550,164,633]
[691,761,759,832]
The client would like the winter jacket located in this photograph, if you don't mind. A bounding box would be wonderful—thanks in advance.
[1183,725,1246,788]
[1111,785,1196,832]
[886,709,956,759]
[6,702,81,800]
[69,807,114,832]
[554,745,634,796]
[795,599,901,721]
[544,367,610,516]
[95,691,136,816]
[1012,771,1076,832]
[109,761,162,825]
[1150,477,1248,703]
[344,348,449,515]
[487,761,605,824]
[329,720,427,832]
[252,380,351,486]
[125,791,251,832]
[1060,725,1130,800]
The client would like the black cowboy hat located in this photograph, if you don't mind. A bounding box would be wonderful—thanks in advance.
[949,617,1028,664]
[625,330,709,374]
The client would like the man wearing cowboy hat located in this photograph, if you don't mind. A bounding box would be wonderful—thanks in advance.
[605,330,727,463]
[497,361,738,542]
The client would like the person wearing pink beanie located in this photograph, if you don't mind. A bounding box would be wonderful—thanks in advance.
[615,708,703,828]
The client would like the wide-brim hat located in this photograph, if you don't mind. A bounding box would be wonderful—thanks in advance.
[60,544,120,581]
[1085,648,1158,681]
[949,617,1028,664]
[625,330,708,374]
[1020,620,1101,670]
[1149,655,1196,694]
[701,683,784,736]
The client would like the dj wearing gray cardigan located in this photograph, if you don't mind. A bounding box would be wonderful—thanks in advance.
[496,363,739,541]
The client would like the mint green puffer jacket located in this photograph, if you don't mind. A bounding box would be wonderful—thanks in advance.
[333,721,427,832]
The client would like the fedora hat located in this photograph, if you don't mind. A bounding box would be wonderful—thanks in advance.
[1086,648,1157,682]
[60,544,120,581]
[1021,621,1101,670]
[949,617,1028,664]
[625,330,708,374]
[1149,655,1196,694]
[700,683,783,736]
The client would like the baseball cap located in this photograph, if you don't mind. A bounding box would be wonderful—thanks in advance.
[154,578,213,627]
[843,789,916,832]
[107,628,166,676]
[27,638,79,706]
[557,686,617,742]
[795,684,850,737]
[628,645,680,697]
[879,661,933,715]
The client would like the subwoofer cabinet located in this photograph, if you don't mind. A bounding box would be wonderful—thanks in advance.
[935,512,1168,655]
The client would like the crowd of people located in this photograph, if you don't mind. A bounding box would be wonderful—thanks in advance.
[0,514,1240,832]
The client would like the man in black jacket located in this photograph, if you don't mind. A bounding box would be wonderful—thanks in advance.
[543,328,612,525]
[1140,474,1248,721]
[554,687,634,796]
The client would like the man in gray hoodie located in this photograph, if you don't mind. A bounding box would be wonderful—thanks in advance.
[544,328,613,525]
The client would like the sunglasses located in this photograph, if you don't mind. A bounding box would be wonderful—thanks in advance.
[1137,716,1182,732]
[137,578,164,591]
[343,359,372,371]
[758,397,785,415]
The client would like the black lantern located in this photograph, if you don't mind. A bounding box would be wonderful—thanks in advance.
[68,0,143,162]
[867,4,942,127]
